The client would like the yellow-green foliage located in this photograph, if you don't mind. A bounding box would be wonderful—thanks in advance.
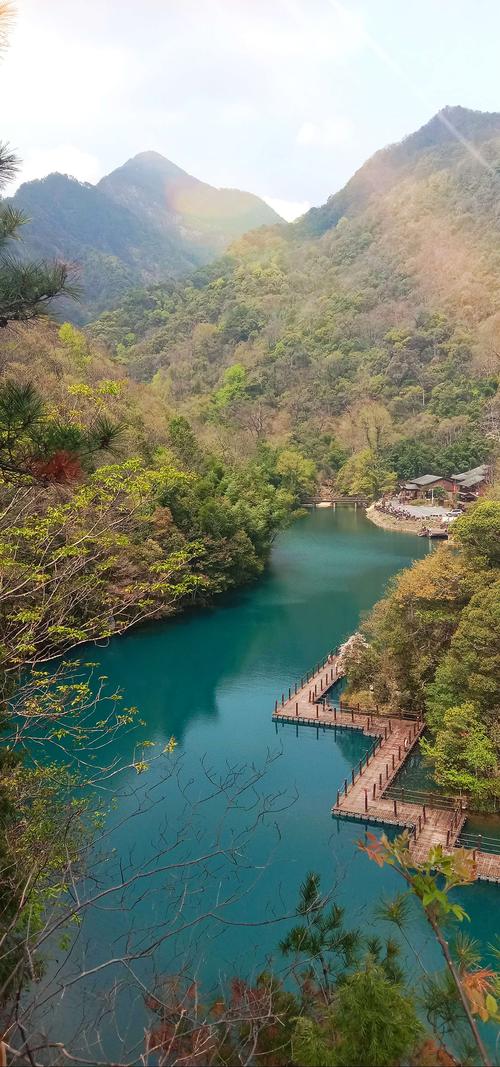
[89,114,500,487]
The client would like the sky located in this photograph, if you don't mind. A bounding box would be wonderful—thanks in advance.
[2,0,500,220]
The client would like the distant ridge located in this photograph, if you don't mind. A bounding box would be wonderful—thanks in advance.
[293,105,500,238]
[6,154,283,322]
[89,105,500,418]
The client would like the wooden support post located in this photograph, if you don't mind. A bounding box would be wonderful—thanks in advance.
[423,804,427,823]
[446,830,450,847]
[314,683,317,696]
[379,773,383,790]
[372,782,376,799]
[295,702,298,717]
[392,753,395,771]
[351,709,354,723]
[344,779,348,797]
[418,815,422,834]
[334,706,337,722]
[295,683,297,695]
[393,798,398,817]
[281,693,284,707]
[359,760,363,776]
[351,769,355,786]
[386,763,389,780]
[364,789,368,812]
[336,789,340,807]
[384,726,387,741]
[274,699,278,712]
[316,704,319,718]
[398,745,401,761]
[389,719,392,734]
[288,687,291,701]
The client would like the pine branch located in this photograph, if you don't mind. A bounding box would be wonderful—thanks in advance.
[0,259,81,326]
[0,4,15,57]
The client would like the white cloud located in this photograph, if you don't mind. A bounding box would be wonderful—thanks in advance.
[263,196,311,222]
[297,117,354,148]
[11,147,103,191]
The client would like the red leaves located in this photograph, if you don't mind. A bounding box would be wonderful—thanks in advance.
[461,968,499,1022]
[415,1037,458,1065]
[358,831,387,867]
[30,450,83,483]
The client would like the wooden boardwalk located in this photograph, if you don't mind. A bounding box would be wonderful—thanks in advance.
[272,647,500,884]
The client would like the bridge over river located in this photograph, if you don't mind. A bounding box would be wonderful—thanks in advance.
[272,641,500,883]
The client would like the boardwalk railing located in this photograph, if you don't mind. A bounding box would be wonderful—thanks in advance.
[327,698,422,722]
[334,735,384,809]
[271,646,500,877]
[384,785,464,812]
[456,831,500,856]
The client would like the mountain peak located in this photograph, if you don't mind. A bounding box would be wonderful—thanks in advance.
[129,150,171,163]
[295,104,500,239]
[399,104,500,154]
[99,152,191,194]
[8,151,281,322]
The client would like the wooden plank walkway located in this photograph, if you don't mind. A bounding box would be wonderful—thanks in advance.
[272,647,500,884]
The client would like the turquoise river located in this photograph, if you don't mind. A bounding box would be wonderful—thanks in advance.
[41,507,499,1060]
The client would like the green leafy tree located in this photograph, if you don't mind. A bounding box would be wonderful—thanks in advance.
[275,448,316,496]
[336,449,397,501]
[58,321,90,367]
[211,362,249,416]
[453,500,500,566]
[167,414,204,471]
[383,437,435,480]
[426,581,500,727]
[422,702,497,798]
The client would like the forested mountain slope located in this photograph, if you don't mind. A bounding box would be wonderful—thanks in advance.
[0,318,302,663]
[4,153,282,322]
[90,107,500,491]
